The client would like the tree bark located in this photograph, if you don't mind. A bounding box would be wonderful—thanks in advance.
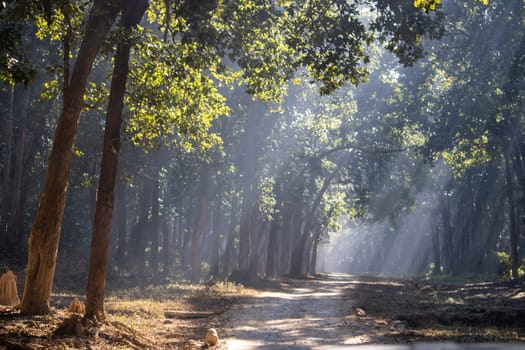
[132,180,152,274]
[310,236,321,275]
[10,86,30,243]
[150,179,161,275]
[162,217,171,277]
[191,167,211,284]
[1,84,14,241]
[290,174,333,277]
[505,155,519,280]
[238,101,262,270]
[210,203,222,278]
[432,223,441,275]
[265,218,280,277]
[21,0,120,315]
[84,0,148,320]
[222,200,238,277]
[439,181,454,274]
[116,182,128,268]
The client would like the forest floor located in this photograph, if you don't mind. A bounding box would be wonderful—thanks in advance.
[1,273,525,349]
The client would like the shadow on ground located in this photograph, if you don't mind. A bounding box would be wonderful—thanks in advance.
[219,274,525,349]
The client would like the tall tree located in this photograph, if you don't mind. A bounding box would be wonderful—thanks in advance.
[84,0,148,320]
[21,0,120,315]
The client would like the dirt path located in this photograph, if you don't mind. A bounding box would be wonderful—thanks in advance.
[220,274,357,349]
[218,273,525,349]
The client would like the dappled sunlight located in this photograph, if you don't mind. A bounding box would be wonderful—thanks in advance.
[222,274,356,349]
[342,334,373,344]
[227,338,266,348]
[220,274,525,349]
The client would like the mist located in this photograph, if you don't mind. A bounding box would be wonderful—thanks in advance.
[0,0,523,297]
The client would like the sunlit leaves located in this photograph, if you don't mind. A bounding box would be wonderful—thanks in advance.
[126,34,229,151]
[414,0,488,12]
[35,11,64,41]
[34,1,84,42]
[219,0,294,102]
[84,81,109,112]
[414,0,441,13]
[440,132,491,176]
[39,79,60,100]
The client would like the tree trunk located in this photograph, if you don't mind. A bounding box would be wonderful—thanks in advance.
[265,219,280,277]
[181,209,193,273]
[150,179,161,275]
[222,200,238,277]
[238,101,262,270]
[174,215,183,270]
[291,174,333,277]
[84,0,147,320]
[505,155,519,280]
[300,232,314,276]
[191,173,210,283]
[310,238,320,275]
[131,179,153,276]
[432,223,441,275]
[248,206,263,275]
[210,203,222,278]
[279,211,294,275]
[89,160,98,225]
[116,182,127,268]
[440,182,454,274]
[10,86,30,244]
[162,218,171,277]
[289,206,305,277]
[1,84,14,241]
[21,0,120,315]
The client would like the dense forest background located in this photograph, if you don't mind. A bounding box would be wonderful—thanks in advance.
[0,0,523,313]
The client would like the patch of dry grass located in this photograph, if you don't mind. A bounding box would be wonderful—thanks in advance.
[0,280,254,349]
[103,280,256,340]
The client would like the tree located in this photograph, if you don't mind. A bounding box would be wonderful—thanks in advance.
[84,0,148,321]
[16,0,447,314]
[21,0,120,315]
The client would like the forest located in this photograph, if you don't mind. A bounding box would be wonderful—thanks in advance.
[0,0,524,348]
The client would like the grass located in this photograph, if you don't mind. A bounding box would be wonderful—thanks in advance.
[102,280,256,335]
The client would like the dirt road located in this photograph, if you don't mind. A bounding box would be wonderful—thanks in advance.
[220,274,360,349]
[219,273,525,349]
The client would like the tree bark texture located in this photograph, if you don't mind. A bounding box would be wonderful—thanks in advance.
[84,0,148,320]
[21,0,120,315]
